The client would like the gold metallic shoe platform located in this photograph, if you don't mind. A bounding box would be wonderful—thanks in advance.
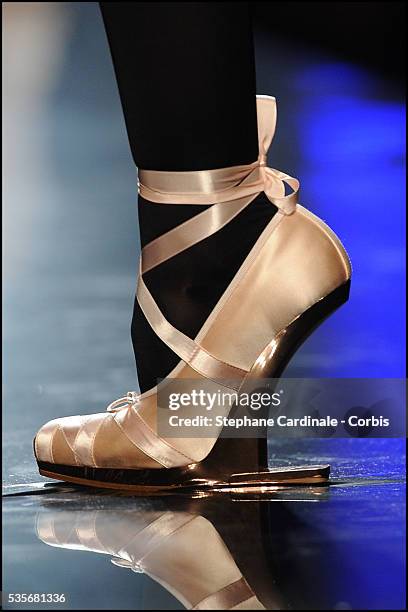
[35,96,351,492]
[37,436,331,494]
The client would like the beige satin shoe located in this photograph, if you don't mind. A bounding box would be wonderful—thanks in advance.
[34,96,351,492]
[36,504,267,610]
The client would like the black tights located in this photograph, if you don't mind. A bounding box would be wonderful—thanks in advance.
[100,2,276,392]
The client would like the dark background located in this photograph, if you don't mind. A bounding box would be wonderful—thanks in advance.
[254,1,406,82]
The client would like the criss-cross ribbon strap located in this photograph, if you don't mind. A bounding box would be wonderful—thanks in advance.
[192,577,256,610]
[136,96,299,384]
[36,97,300,472]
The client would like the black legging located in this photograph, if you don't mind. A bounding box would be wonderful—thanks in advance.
[100,2,276,392]
[100,2,258,170]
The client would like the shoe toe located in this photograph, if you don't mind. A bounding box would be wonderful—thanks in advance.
[35,409,172,471]
[34,415,84,466]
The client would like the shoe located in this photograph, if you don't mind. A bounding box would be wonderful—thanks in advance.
[34,96,351,492]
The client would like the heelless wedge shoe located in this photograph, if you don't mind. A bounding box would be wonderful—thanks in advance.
[34,96,351,492]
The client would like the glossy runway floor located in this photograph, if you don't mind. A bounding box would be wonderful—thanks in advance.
[3,3,406,610]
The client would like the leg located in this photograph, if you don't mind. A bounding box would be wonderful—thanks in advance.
[100,2,276,392]
[100,1,258,171]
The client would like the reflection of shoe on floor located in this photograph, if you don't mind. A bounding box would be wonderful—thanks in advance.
[36,508,265,610]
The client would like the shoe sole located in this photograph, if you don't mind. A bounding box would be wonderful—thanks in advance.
[37,463,331,494]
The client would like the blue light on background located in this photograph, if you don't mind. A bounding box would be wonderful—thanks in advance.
[286,61,406,608]
[293,63,406,377]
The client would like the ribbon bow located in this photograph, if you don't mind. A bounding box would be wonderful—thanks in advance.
[107,391,140,413]
[137,95,299,217]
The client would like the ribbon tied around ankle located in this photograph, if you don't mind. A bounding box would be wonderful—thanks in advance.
[138,96,299,216]
[133,96,301,390]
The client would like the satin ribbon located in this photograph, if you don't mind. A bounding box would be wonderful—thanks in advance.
[192,577,255,610]
[138,95,299,216]
[105,97,301,412]
[133,96,300,386]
